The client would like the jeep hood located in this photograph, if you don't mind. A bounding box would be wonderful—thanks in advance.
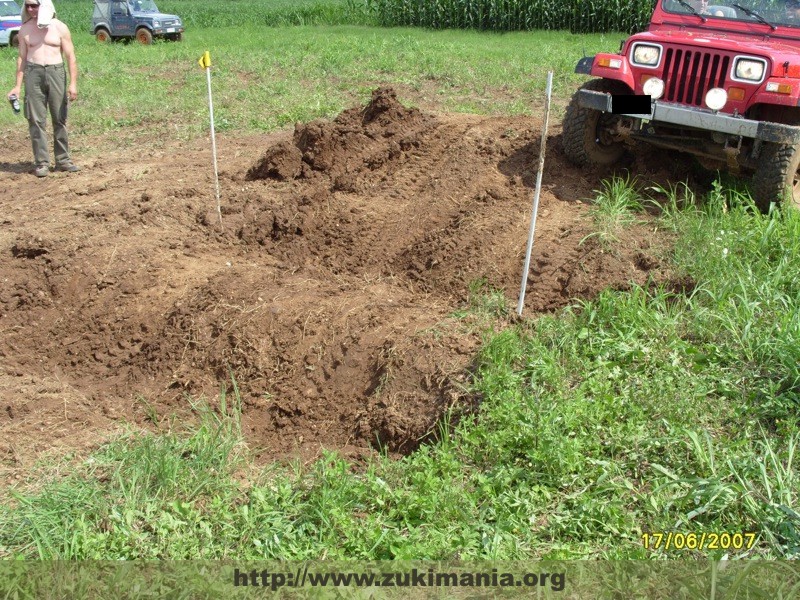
[134,11,179,20]
[629,30,800,72]
[634,30,800,54]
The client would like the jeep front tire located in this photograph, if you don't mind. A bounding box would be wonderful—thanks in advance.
[563,79,631,167]
[752,143,800,212]
[136,28,153,45]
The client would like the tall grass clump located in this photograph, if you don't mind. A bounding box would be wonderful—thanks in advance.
[170,0,377,28]
[664,183,800,427]
[366,0,655,33]
[454,182,800,558]
[0,392,247,559]
[583,174,645,244]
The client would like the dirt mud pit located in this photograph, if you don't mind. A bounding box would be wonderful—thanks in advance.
[0,88,674,472]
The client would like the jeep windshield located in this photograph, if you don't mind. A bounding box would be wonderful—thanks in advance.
[0,0,19,17]
[663,0,800,27]
[130,0,159,13]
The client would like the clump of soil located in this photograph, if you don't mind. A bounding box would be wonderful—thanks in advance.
[0,87,672,470]
[247,87,427,191]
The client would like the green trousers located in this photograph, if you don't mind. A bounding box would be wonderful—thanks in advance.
[23,62,71,167]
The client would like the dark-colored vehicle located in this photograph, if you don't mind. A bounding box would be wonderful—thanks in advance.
[563,0,800,210]
[92,0,183,45]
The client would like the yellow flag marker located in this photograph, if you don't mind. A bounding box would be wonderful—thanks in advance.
[198,50,211,69]
[198,50,221,227]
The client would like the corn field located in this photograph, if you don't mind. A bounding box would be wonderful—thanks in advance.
[364,0,657,33]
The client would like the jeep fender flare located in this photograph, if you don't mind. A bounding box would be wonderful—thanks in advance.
[750,88,800,109]
[575,54,636,91]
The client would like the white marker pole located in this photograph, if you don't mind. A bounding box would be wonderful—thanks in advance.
[517,71,553,316]
[199,50,222,228]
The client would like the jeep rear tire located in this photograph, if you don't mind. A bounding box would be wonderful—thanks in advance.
[136,28,153,45]
[563,79,631,167]
[95,28,111,43]
[10,32,18,48]
[752,143,800,212]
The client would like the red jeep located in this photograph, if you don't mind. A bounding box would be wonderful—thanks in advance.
[563,0,800,210]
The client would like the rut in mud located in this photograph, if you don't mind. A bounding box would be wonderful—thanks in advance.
[0,87,672,468]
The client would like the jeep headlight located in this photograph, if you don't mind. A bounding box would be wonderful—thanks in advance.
[632,44,661,67]
[734,58,766,82]
[153,20,160,27]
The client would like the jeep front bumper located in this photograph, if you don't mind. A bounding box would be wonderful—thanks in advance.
[576,89,800,145]
[154,26,184,34]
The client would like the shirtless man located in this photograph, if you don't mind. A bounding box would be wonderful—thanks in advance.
[7,0,79,177]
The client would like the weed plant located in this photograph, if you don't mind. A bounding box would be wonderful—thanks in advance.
[583,174,645,245]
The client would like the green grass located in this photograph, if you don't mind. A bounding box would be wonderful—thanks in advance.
[583,173,646,245]
[56,0,376,29]
[2,188,799,561]
[1,0,799,569]
[1,23,622,138]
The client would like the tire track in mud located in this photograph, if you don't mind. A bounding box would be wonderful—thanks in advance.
[0,88,673,466]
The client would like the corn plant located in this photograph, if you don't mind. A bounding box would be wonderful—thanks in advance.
[366,0,657,33]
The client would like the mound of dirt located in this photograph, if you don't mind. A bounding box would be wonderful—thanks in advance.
[0,87,672,470]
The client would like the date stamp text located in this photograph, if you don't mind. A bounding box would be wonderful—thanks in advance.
[641,531,756,552]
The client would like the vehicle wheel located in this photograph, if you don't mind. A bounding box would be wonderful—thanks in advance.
[562,79,631,167]
[10,32,18,48]
[752,143,800,212]
[170,32,182,42]
[135,28,153,45]
[95,28,111,43]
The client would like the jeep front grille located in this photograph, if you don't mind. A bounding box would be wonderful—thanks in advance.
[661,48,731,107]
